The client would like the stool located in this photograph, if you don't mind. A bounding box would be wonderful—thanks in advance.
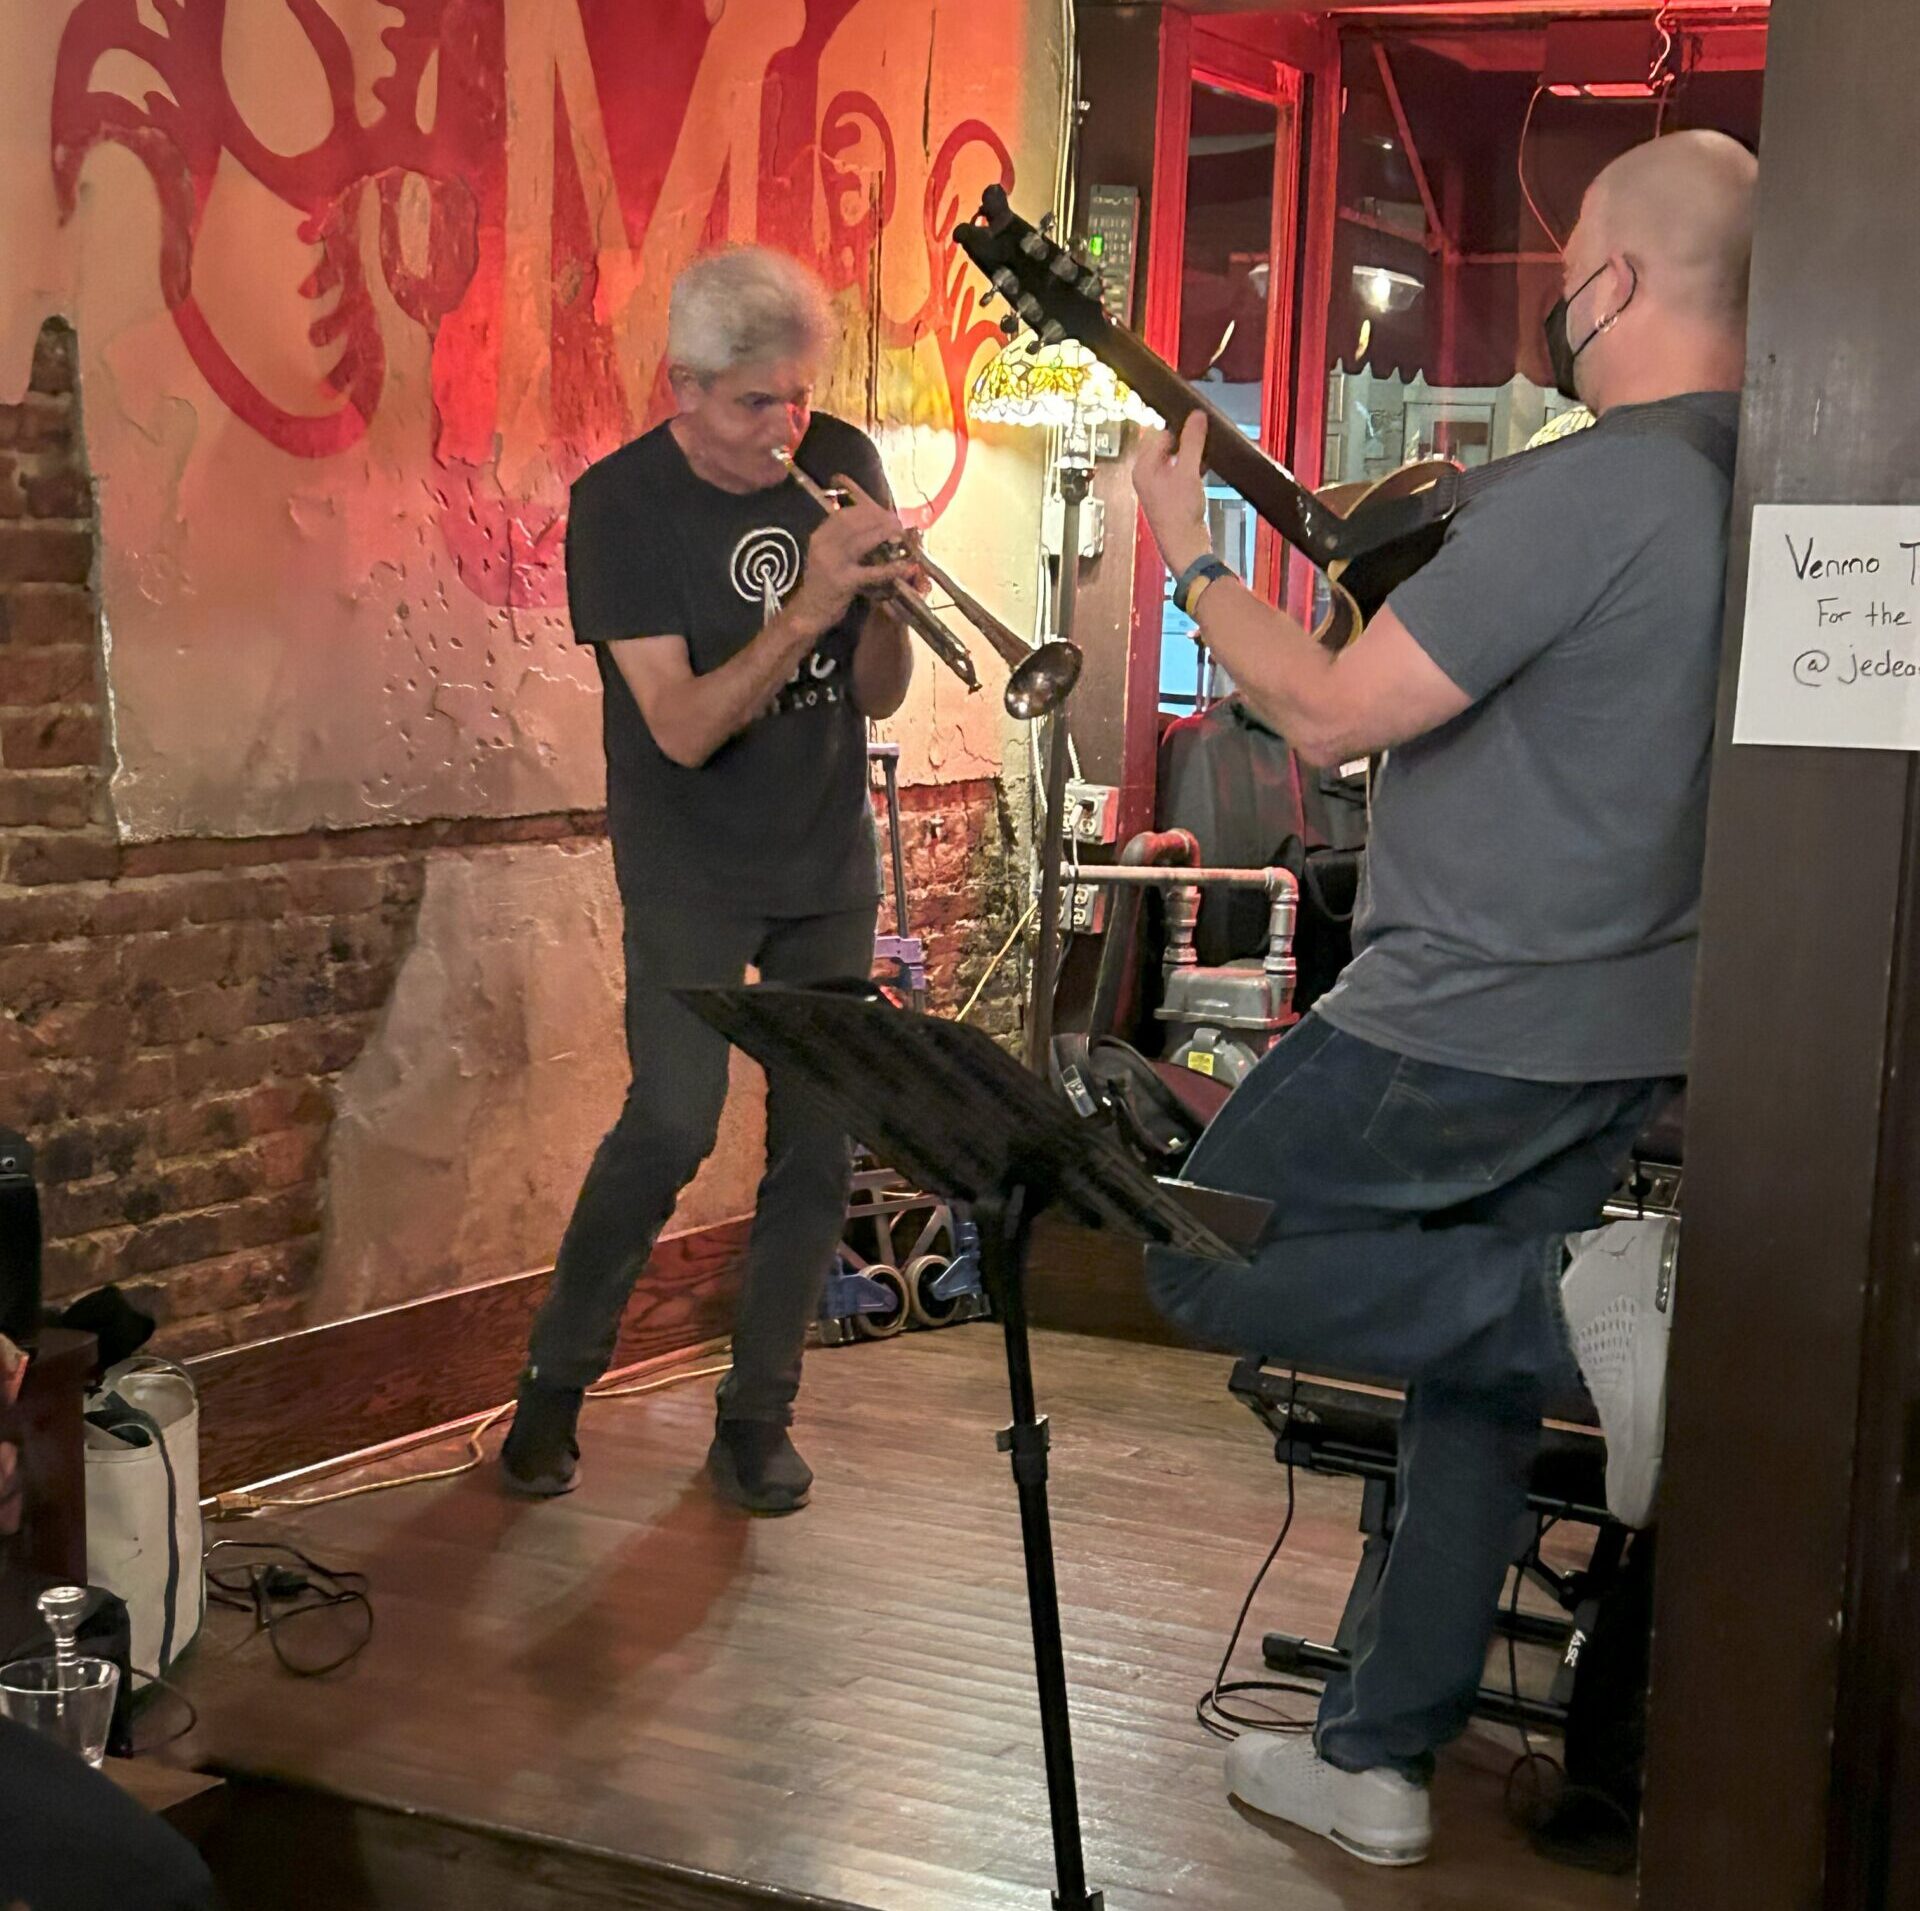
[1229,1361,1620,1734]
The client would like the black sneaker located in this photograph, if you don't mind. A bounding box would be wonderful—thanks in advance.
[500,1374,583,1497]
[706,1418,813,1514]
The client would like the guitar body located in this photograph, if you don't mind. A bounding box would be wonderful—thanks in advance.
[1269,461,1458,651]
[954,189,1468,654]
[1319,460,1458,644]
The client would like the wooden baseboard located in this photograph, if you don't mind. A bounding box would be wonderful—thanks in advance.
[185,1212,1182,1495]
[185,1217,752,1493]
[1027,1215,1194,1349]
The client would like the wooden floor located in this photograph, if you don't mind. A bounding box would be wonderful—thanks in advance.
[177,1325,1634,1911]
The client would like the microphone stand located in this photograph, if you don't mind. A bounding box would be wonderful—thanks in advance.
[1023,434,1094,1075]
[1014,429,1099,1903]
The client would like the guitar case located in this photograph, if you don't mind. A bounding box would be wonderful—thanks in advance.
[1155,700,1309,968]
[1154,699,1366,1012]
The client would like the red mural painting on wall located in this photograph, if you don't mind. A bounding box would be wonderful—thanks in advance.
[47,0,1014,609]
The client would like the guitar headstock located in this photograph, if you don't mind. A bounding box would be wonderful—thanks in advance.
[953,186,1112,350]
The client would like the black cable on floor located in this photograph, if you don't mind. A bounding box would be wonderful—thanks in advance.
[1502,1514,1567,1824]
[127,1667,199,1753]
[1499,1511,1638,1872]
[205,1537,373,1678]
[1195,1374,1322,1742]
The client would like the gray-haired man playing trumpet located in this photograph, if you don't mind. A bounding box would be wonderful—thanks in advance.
[502,245,916,1513]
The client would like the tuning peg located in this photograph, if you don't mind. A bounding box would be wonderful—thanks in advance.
[1020,232,1050,261]
[1039,212,1057,236]
[992,268,1021,298]
[1016,294,1044,326]
[1077,269,1103,300]
[1049,253,1079,281]
[1039,320,1066,346]
[978,286,998,307]
[998,312,1021,340]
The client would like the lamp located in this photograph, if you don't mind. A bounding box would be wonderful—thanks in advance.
[968,335,1161,435]
[1352,264,1424,316]
[967,334,1151,1068]
[972,337,1159,565]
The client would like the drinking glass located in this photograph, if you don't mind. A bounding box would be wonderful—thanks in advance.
[0,1654,119,1767]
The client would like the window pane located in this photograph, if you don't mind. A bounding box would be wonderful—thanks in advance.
[1160,81,1282,717]
[1308,27,1763,641]
[1326,32,1765,466]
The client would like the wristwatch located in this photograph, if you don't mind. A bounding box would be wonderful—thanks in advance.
[1172,553,1234,617]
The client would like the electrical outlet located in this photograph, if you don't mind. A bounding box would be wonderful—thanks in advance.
[1063,780,1119,845]
[1067,884,1106,935]
[1042,491,1106,560]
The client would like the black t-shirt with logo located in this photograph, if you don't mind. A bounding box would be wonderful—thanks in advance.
[566,414,887,914]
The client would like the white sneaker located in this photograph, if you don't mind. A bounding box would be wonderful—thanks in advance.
[1561,1215,1679,1529]
[1225,1735,1432,1867]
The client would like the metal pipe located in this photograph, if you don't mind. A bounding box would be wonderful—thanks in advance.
[869,742,911,941]
[1058,864,1299,891]
[1374,43,1456,263]
[1086,829,1199,1039]
[1025,462,1092,1073]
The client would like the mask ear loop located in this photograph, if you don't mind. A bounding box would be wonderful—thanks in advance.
[1591,261,1641,342]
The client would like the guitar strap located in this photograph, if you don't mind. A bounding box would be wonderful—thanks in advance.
[1600,400,1739,480]
[1452,397,1739,511]
[1360,399,1738,810]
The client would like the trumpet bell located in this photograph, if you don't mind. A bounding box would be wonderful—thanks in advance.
[1005,640,1082,721]
[776,444,1077,722]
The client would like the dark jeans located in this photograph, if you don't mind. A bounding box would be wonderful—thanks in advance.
[1144,1012,1676,1781]
[526,892,877,1422]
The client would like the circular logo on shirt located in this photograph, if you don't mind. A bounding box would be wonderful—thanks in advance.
[730,526,802,606]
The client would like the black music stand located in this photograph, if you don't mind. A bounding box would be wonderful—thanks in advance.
[676,983,1269,1911]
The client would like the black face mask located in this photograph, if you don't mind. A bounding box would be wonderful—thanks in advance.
[1544,262,1635,403]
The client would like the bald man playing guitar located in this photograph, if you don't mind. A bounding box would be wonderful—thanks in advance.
[1132,131,1755,1865]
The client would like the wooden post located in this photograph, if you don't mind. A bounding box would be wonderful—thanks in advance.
[1640,3,1920,1904]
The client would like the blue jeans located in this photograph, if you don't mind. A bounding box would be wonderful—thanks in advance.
[1144,1012,1676,1781]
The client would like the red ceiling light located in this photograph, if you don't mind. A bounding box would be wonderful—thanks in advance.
[1542,20,1673,99]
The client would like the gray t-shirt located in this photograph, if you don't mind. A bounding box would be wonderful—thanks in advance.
[1314,392,1739,1083]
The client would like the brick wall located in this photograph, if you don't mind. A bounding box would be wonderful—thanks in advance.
[889,775,1024,1039]
[0,320,1022,1357]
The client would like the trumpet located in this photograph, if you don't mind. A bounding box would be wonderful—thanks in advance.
[774,449,1081,721]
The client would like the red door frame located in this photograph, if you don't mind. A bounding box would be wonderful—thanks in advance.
[1194,47,1304,608]
[1120,11,1340,834]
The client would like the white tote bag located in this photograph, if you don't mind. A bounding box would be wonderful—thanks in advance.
[84,1355,205,1676]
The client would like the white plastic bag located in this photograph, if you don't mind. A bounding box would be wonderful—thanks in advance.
[84,1355,204,1676]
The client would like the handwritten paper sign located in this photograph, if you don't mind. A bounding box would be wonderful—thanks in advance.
[1734,505,1920,750]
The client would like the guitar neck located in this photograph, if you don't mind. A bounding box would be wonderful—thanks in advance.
[1085,316,1349,564]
